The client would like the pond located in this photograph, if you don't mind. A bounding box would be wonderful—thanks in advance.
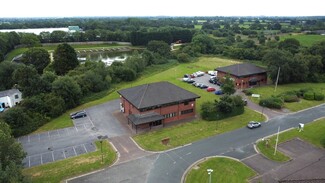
[77,51,132,66]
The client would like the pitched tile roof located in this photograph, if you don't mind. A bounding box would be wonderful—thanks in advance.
[215,63,266,77]
[0,89,21,98]
[117,81,200,110]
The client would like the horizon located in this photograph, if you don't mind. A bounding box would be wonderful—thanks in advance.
[1,0,324,18]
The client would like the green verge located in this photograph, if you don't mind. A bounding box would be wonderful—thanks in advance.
[247,83,325,112]
[185,157,256,183]
[133,108,265,151]
[22,140,117,183]
[257,118,325,162]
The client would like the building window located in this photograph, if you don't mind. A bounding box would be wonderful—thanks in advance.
[151,120,162,126]
[163,112,177,118]
[15,94,19,99]
[184,101,189,105]
[181,109,194,115]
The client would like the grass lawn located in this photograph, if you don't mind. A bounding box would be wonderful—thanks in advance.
[247,83,325,112]
[194,25,202,29]
[185,157,256,183]
[133,108,265,151]
[257,118,325,162]
[22,140,117,183]
[280,34,325,47]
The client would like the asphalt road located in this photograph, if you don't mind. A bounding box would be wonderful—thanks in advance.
[71,104,325,183]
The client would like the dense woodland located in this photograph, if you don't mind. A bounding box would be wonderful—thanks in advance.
[0,16,325,182]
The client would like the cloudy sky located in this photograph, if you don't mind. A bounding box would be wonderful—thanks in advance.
[1,0,324,17]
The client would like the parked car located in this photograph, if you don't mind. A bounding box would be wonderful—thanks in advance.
[247,121,261,129]
[70,110,87,119]
[214,90,223,95]
[0,102,4,112]
[186,79,195,83]
[206,87,216,92]
[208,70,217,76]
[199,84,209,89]
[193,82,201,87]
[209,77,218,84]
[182,77,190,82]
[184,74,190,78]
[195,71,205,77]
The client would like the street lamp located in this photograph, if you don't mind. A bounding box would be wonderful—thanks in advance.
[207,169,213,183]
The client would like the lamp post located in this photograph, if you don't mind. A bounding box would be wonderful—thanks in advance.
[100,140,103,163]
[207,169,213,183]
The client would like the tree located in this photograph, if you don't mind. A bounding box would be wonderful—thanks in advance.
[52,76,82,109]
[278,38,300,54]
[147,40,171,57]
[20,33,40,47]
[0,121,27,183]
[0,62,21,90]
[21,48,50,74]
[191,34,216,54]
[220,75,236,95]
[53,43,79,75]
[12,65,45,97]
[309,40,325,72]
[263,49,294,84]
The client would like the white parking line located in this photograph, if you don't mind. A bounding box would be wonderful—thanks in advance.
[75,126,79,132]
[28,156,31,168]
[83,144,88,153]
[28,135,30,142]
[63,150,67,159]
[73,146,77,156]
[52,151,54,162]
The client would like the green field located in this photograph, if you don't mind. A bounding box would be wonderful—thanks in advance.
[185,157,256,183]
[22,140,117,183]
[194,25,202,29]
[280,34,325,47]
[257,118,325,162]
[247,83,325,112]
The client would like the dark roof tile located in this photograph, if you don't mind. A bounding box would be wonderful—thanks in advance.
[216,63,266,77]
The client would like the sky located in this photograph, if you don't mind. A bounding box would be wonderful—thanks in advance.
[1,0,324,18]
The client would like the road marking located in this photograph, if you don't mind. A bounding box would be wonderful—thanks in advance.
[41,154,43,164]
[28,135,30,143]
[83,144,88,153]
[28,156,31,168]
[63,150,67,159]
[164,152,176,164]
[51,151,54,162]
[186,152,192,156]
[75,126,78,132]
[48,131,50,139]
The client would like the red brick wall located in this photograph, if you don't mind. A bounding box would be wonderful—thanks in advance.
[217,71,267,89]
[119,96,196,124]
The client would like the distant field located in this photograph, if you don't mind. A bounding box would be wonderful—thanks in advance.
[194,25,202,29]
[280,34,325,47]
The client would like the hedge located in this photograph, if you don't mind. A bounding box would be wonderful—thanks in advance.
[303,91,315,100]
[259,97,283,109]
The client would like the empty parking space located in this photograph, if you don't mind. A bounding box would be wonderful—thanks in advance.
[23,142,97,168]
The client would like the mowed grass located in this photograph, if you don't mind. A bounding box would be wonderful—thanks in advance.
[257,118,325,162]
[22,140,117,183]
[133,108,264,151]
[280,34,325,47]
[247,83,325,112]
[185,157,256,183]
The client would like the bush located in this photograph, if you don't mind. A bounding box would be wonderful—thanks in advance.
[243,89,253,96]
[314,92,325,101]
[303,91,315,100]
[176,53,190,63]
[299,88,313,98]
[283,95,299,103]
[259,97,283,109]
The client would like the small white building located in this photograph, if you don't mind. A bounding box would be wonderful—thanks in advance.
[0,89,22,108]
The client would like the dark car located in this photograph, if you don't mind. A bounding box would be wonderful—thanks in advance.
[70,110,87,119]
[247,121,261,129]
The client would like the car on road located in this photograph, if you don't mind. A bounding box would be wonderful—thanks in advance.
[247,121,261,129]
[70,110,87,119]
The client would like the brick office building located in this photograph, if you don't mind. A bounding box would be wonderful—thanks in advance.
[117,81,200,133]
[215,63,267,89]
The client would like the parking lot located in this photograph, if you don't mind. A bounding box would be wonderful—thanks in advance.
[183,72,221,92]
[19,99,130,168]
